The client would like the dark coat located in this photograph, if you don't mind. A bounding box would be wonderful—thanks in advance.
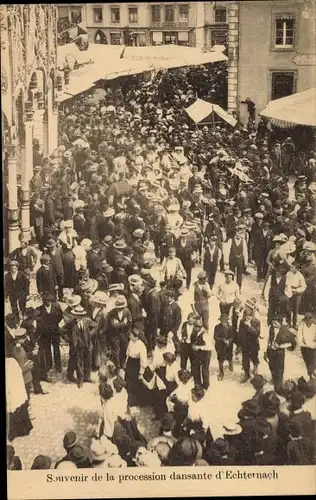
[68,317,97,351]
[143,288,161,328]
[160,301,182,335]
[5,271,29,300]
[36,303,63,338]
[48,247,64,283]
[107,308,132,336]
[127,294,145,331]
[73,214,88,240]
[238,317,261,351]
[87,250,102,279]
[36,266,57,297]
[10,246,38,273]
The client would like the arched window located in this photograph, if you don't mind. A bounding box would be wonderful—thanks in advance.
[95,30,107,44]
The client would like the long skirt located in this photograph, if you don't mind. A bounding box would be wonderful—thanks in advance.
[7,402,33,442]
[112,417,147,465]
[62,250,77,288]
[125,357,152,407]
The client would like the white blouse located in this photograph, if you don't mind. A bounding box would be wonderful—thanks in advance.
[126,339,147,375]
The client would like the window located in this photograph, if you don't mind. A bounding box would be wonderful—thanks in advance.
[179,4,189,23]
[110,32,121,44]
[70,8,82,24]
[95,30,107,44]
[152,31,163,45]
[275,17,295,46]
[215,8,227,23]
[110,7,120,23]
[271,71,296,100]
[129,7,138,23]
[164,32,177,44]
[165,5,175,22]
[93,7,103,23]
[151,5,161,22]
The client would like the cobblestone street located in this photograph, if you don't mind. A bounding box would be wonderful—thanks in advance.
[9,248,306,469]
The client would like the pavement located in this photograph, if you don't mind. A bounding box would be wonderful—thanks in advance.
[8,243,306,469]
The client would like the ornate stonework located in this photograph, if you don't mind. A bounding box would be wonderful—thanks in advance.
[7,4,26,87]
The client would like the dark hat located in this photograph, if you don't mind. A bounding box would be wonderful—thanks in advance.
[31,455,52,470]
[46,238,57,248]
[63,431,77,451]
[281,379,297,398]
[297,377,315,398]
[40,253,51,264]
[91,240,100,250]
[68,445,92,468]
[262,391,280,414]
[169,437,200,466]
[250,375,267,390]
[241,399,261,417]
[160,412,175,432]
[289,390,306,410]
[253,417,272,437]
[213,438,229,455]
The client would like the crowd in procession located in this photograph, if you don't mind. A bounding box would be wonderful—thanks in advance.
[5,63,316,469]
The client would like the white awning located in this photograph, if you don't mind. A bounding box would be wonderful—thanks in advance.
[260,88,316,127]
[185,98,237,127]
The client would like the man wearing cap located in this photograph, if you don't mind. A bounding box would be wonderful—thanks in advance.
[239,298,261,383]
[263,264,291,325]
[142,277,161,355]
[224,225,248,289]
[284,261,306,329]
[193,271,212,330]
[203,236,222,289]
[5,260,29,320]
[36,292,63,373]
[159,290,182,348]
[214,313,234,380]
[160,246,186,296]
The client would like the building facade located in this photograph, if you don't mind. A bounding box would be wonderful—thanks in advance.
[204,1,228,48]
[227,0,316,123]
[1,5,58,252]
[57,2,218,48]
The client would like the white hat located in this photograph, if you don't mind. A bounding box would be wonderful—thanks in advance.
[80,238,92,250]
[73,199,85,211]
[64,220,74,229]
[91,291,109,306]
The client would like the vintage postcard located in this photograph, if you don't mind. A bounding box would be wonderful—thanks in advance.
[3,2,315,499]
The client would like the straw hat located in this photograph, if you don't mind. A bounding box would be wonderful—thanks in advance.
[71,306,87,316]
[91,291,108,306]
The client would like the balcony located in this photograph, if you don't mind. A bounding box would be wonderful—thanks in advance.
[150,20,190,29]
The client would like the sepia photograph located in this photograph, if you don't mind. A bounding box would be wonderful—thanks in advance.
[2,1,316,498]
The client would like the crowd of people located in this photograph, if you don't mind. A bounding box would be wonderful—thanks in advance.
[5,63,316,469]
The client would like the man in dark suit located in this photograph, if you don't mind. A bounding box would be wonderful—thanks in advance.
[46,238,64,301]
[191,316,212,390]
[36,292,63,373]
[252,221,273,281]
[239,298,261,383]
[5,261,29,320]
[36,254,57,298]
[61,305,97,388]
[143,277,161,355]
[127,283,146,333]
[159,290,182,348]
[86,240,102,279]
[264,315,296,393]
[214,313,234,380]
[107,296,132,371]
